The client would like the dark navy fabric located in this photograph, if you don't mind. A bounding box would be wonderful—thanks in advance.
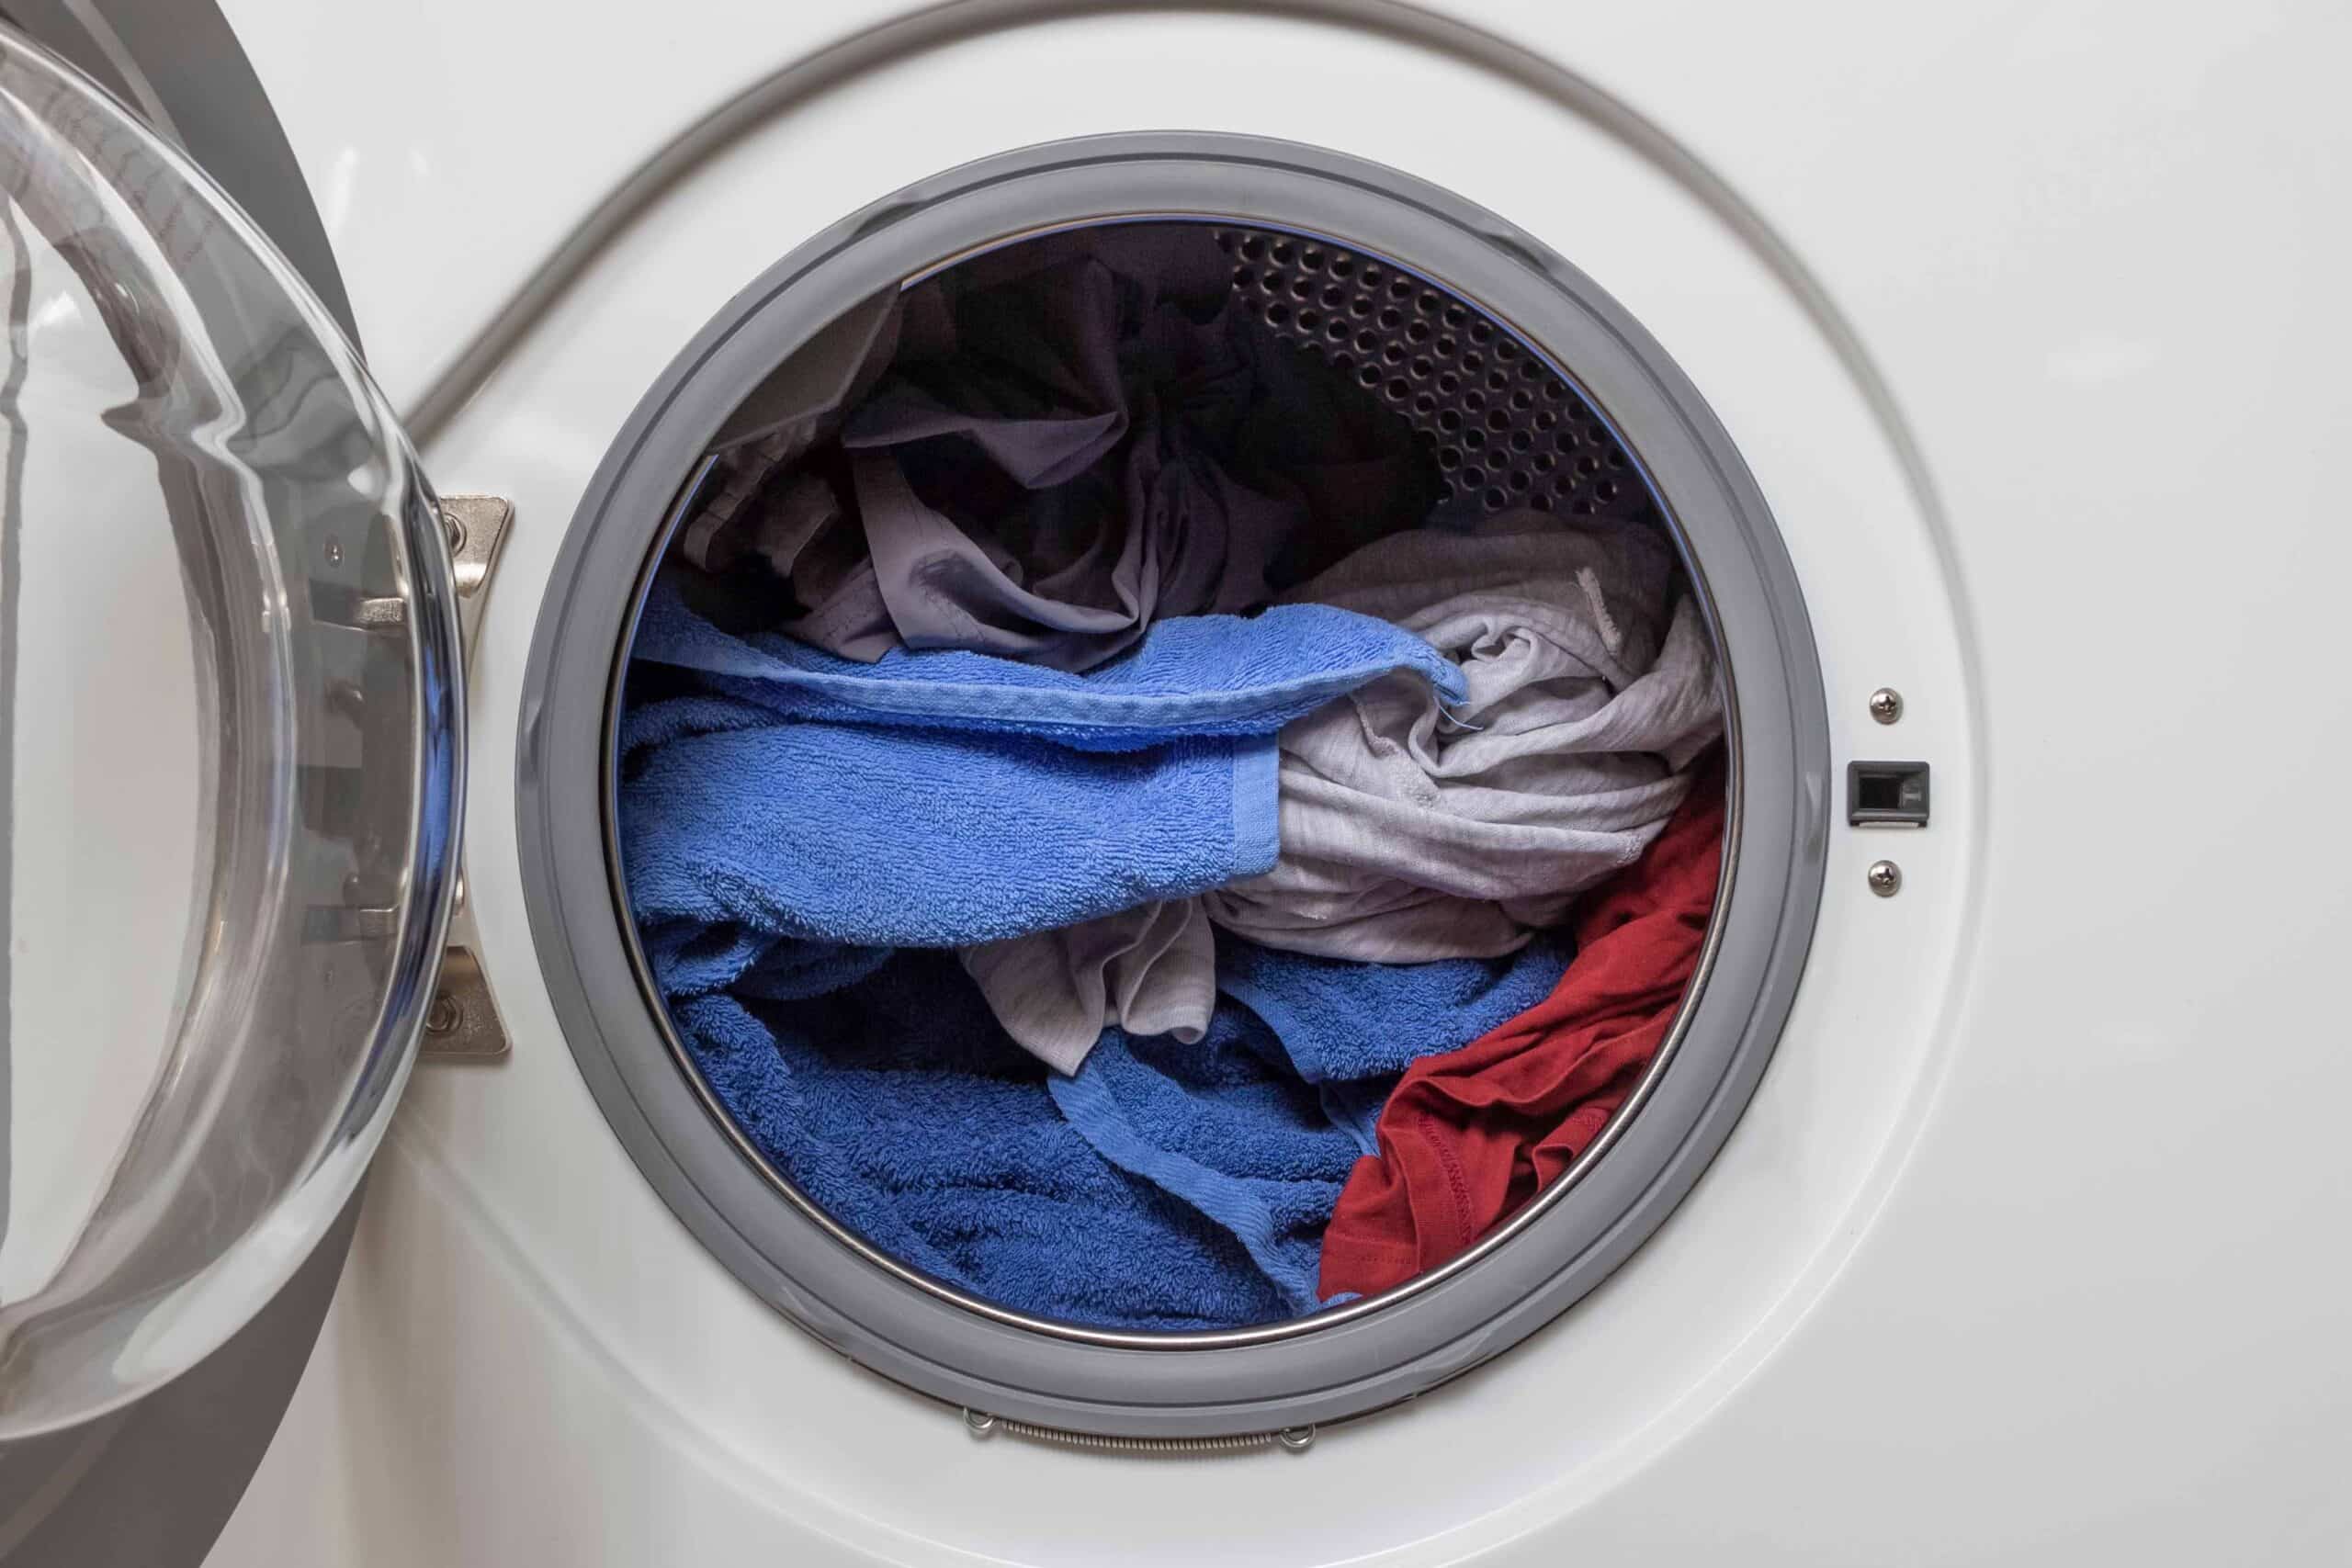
[671,951,1295,1330]
[658,935,1570,1328]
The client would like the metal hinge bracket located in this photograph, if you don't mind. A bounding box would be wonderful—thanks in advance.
[423,495,514,1060]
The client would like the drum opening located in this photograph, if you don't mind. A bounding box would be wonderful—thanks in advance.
[519,135,1826,1436]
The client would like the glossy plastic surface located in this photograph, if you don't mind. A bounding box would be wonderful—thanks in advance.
[0,31,461,1437]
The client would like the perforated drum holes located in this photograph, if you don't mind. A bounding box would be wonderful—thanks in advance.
[1216,228,1659,525]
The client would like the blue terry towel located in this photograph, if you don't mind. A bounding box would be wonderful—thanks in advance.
[1047,933,1574,1315]
[638,916,890,1003]
[620,694,1279,950]
[674,949,1298,1330]
[617,581,1463,952]
[632,568,1465,750]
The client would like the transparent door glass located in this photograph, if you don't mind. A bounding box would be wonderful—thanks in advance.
[0,31,461,1435]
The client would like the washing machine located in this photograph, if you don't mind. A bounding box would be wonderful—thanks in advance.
[1,1,2347,1562]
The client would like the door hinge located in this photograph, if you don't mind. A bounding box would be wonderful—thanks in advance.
[424,495,514,1060]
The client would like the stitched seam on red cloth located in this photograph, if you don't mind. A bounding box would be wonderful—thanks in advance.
[1421,1106,1476,1256]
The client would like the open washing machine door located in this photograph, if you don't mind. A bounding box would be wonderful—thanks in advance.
[0,20,484,1553]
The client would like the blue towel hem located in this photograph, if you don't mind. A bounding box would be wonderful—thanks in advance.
[636,581,1467,748]
[730,648,1468,734]
[1232,738,1281,877]
[1048,1068,1324,1317]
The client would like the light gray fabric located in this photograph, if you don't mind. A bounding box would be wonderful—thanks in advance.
[1204,511,1724,962]
[961,899,1214,1074]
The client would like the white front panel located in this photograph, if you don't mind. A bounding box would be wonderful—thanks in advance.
[211,1,2352,1563]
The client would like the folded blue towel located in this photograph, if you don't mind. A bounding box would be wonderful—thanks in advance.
[674,951,1296,1330]
[1048,933,1574,1314]
[621,696,1278,950]
[633,569,1465,751]
[618,584,1460,953]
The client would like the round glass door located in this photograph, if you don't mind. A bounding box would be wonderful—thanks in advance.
[0,31,462,1436]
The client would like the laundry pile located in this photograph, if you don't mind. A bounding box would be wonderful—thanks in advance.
[619,224,1726,1330]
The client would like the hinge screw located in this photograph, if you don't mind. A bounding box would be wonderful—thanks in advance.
[1869,687,1904,725]
[1867,860,1903,897]
[424,992,462,1035]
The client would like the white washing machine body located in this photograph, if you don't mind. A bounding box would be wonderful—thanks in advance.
[9,2,2348,1562]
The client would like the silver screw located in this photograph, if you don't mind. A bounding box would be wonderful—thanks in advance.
[1277,1426,1316,1453]
[1869,687,1904,725]
[963,1409,998,1438]
[424,992,462,1036]
[1867,860,1902,897]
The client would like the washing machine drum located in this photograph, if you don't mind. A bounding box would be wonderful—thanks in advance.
[522,137,1831,1443]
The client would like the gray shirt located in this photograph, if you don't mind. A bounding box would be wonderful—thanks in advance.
[1204,511,1724,961]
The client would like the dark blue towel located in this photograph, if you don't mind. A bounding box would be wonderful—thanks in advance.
[656,931,1570,1328]
[632,568,1464,751]
[672,951,1297,1330]
[638,916,890,1003]
[666,940,1568,1329]
[1048,935,1574,1315]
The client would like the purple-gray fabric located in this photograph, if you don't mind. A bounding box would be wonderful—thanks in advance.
[687,224,1441,672]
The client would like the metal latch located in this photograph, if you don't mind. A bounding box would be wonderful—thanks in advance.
[423,495,514,1059]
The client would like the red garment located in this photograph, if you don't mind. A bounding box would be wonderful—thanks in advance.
[1317,769,1726,1300]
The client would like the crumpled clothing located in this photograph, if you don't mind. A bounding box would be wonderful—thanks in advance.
[621,571,1466,1063]
[960,900,1215,1076]
[1204,510,1723,961]
[694,224,1439,672]
[675,288,905,584]
[1317,766,1724,1300]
